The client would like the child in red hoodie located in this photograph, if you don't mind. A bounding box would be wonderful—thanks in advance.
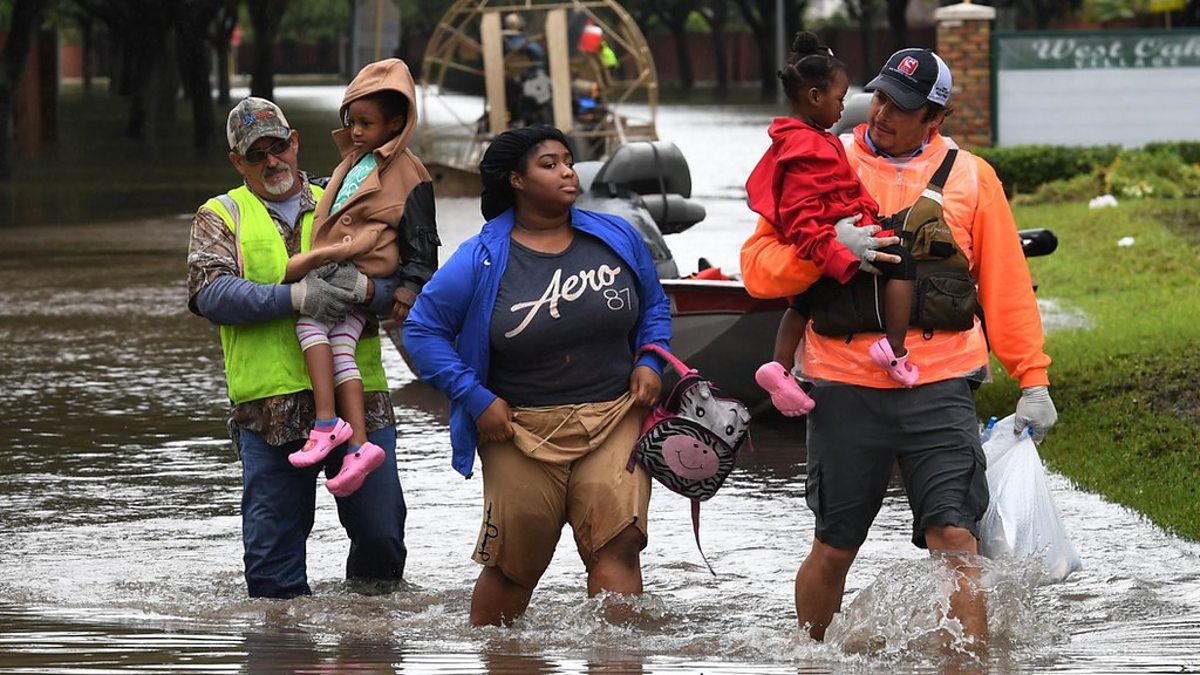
[746,32,918,415]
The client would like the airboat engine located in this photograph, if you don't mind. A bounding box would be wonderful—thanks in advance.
[575,140,706,280]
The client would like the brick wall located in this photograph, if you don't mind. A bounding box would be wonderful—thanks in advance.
[936,2,995,149]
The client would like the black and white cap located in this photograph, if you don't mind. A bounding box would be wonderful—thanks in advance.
[864,48,952,111]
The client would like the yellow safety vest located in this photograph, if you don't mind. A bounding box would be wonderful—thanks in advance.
[202,185,387,404]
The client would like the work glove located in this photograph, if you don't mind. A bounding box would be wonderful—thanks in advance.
[1014,386,1058,443]
[834,215,891,275]
[290,269,357,325]
[317,261,369,304]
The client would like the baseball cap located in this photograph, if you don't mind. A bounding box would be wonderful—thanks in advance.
[864,48,952,111]
[226,97,291,156]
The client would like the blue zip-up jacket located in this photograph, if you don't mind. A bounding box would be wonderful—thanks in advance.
[403,207,672,477]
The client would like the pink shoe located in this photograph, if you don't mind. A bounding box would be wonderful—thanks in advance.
[755,361,815,416]
[868,337,919,387]
[289,418,353,468]
[325,442,385,498]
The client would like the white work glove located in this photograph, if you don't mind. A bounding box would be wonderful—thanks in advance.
[833,215,885,274]
[290,270,357,325]
[1014,386,1058,443]
[317,261,369,304]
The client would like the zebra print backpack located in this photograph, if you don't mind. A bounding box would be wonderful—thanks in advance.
[627,344,751,573]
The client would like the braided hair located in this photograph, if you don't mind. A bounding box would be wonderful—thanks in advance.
[479,124,571,220]
[777,31,845,104]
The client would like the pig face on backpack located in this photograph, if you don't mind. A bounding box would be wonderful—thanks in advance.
[633,373,750,501]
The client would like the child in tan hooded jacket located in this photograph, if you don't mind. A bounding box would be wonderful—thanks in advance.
[281,58,439,496]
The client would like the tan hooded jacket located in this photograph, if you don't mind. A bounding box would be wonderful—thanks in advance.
[310,58,435,279]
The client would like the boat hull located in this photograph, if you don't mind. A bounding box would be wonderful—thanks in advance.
[661,279,787,413]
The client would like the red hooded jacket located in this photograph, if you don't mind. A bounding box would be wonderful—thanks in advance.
[745,117,880,284]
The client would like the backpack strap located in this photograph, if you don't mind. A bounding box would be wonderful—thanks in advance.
[893,148,958,247]
[638,344,694,378]
[929,149,957,190]
[692,500,716,576]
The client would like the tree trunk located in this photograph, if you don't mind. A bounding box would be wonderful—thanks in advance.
[858,17,875,84]
[886,0,908,53]
[846,0,879,85]
[248,0,291,100]
[80,15,95,95]
[211,0,239,106]
[37,30,57,144]
[107,32,121,95]
[178,4,220,149]
[701,0,730,95]
[731,0,778,100]
[0,0,46,180]
[785,0,806,51]
[215,44,232,106]
[669,18,694,90]
[124,35,170,140]
[250,38,274,100]
[156,34,179,124]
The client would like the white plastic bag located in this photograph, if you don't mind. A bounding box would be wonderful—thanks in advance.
[978,414,1082,582]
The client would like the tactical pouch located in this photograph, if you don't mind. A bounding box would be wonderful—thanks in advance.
[808,149,978,337]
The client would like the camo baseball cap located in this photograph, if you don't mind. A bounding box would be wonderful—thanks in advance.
[226,97,291,156]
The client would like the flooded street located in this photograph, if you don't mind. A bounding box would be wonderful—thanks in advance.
[1,87,1199,673]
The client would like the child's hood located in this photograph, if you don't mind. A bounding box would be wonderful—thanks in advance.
[335,58,419,159]
[766,117,829,162]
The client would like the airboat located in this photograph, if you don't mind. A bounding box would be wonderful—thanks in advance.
[416,0,660,196]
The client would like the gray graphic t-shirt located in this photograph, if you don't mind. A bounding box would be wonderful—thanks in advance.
[489,232,639,406]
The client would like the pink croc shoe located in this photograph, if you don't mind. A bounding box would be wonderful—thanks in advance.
[868,337,919,387]
[325,442,385,498]
[289,418,353,468]
[754,361,815,416]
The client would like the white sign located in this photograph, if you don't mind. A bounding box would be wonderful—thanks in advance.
[995,30,1200,147]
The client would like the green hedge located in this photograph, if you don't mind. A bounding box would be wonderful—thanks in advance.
[1143,141,1200,165]
[1008,147,1200,206]
[974,144,1120,197]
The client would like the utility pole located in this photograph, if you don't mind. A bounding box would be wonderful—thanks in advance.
[775,0,785,103]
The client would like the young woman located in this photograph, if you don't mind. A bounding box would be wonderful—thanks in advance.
[403,125,671,625]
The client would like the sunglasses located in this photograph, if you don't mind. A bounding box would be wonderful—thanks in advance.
[242,136,292,164]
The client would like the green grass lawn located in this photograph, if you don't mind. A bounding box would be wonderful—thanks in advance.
[975,198,1200,539]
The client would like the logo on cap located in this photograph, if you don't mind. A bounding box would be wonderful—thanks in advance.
[241,111,276,127]
[897,56,920,77]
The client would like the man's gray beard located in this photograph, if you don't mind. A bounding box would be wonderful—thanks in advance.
[261,168,296,196]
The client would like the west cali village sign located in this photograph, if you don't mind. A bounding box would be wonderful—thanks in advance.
[997,32,1200,70]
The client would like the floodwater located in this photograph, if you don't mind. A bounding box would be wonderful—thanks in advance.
[1,87,1199,674]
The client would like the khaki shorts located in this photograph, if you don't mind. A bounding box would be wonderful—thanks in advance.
[473,392,651,588]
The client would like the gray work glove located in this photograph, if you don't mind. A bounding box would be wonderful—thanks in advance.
[1014,386,1058,443]
[290,269,357,325]
[833,215,885,274]
[317,261,369,304]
